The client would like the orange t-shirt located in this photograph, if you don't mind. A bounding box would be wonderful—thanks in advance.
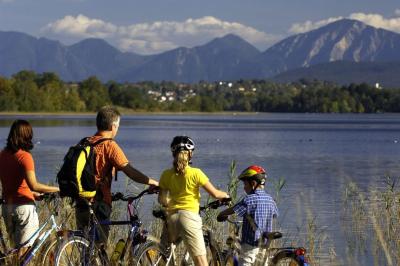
[89,136,129,205]
[0,149,35,204]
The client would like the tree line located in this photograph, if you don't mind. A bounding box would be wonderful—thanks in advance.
[1,71,400,113]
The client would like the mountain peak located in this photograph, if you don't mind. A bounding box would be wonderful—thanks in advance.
[200,33,260,54]
[314,18,368,34]
[259,17,400,77]
[70,38,117,51]
[207,34,252,46]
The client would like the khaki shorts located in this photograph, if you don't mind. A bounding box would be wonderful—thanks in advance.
[2,203,39,247]
[167,210,206,257]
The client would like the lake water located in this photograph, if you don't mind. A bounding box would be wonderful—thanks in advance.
[0,113,399,265]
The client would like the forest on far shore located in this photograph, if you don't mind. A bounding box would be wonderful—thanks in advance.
[1,71,400,113]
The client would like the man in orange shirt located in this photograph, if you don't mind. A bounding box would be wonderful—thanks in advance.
[75,106,158,243]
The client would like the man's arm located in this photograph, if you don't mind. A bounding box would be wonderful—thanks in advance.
[121,163,159,186]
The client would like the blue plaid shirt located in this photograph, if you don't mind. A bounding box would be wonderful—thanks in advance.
[233,189,278,246]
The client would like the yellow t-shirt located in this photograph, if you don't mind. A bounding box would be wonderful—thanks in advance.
[159,166,209,213]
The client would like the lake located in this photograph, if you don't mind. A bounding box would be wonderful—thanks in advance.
[0,113,399,265]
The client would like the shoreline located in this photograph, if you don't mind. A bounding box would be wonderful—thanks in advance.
[0,111,260,116]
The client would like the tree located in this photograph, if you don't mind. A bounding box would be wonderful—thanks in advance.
[79,77,110,111]
[0,77,16,111]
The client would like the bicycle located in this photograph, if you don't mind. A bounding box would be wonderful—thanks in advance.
[0,193,63,266]
[134,198,232,266]
[221,218,309,266]
[54,188,157,266]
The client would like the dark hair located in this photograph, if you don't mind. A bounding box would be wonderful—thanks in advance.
[6,120,34,152]
[96,106,121,131]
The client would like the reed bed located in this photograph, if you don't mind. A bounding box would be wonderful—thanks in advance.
[11,164,400,265]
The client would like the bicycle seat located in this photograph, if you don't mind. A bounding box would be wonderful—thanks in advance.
[262,231,282,240]
[152,209,167,220]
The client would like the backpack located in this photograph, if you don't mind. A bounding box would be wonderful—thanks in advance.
[57,137,112,198]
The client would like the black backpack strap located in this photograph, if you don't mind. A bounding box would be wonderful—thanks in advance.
[78,137,91,145]
[91,138,113,146]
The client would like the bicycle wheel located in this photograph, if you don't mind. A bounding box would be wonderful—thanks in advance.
[181,242,224,266]
[118,240,137,266]
[54,236,105,266]
[22,237,59,266]
[271,250,303,266]
[223,253,239,266]
[134,241,169,266]
[39,238,58,266]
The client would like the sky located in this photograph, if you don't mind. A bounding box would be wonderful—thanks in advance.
[1,0,400,55]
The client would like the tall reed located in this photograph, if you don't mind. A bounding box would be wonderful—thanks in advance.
[342,176,400,266]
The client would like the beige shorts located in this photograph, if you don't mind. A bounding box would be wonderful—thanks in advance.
[167,210,206,257]
[2,203,39,247]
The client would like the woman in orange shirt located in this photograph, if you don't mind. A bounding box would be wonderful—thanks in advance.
[0,120,59,258]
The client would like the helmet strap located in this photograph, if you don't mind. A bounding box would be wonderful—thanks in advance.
[188,150,193,164]
[252,179,265,192]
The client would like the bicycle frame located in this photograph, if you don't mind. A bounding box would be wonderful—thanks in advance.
[0,195,62,266]
[223,218,309,266]
[20,215,60,266]
[57,189,152,264]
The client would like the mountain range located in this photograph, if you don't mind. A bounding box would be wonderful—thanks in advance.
[1,19,400,85]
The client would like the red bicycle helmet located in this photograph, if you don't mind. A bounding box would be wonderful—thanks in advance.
[238,165,267,185]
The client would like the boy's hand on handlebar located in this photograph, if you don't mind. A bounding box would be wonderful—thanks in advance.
[217,215,227,222]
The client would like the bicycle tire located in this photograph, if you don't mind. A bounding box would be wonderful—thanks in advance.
[181,241,224,266]
[21,237,59,266]
[223,252,239,266]
[271,250,304,266]
[54,235,105,266]
[118,240,138,266]
[133,241,169,266]
[38,238,58,266]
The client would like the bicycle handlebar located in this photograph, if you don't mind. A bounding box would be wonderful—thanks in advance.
[199,197,231,211]
[152,197,231,221]
[40,192,59,201]
[112,186,160,202]
[0,193,59,204]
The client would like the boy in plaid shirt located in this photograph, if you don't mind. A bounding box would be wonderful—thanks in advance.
[217,165,278,266]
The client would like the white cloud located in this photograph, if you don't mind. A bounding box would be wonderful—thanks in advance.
[349,12,400,33]
[289,17,343,34]
[289,11,400,34]
[43,14,117,39]
[42,15,279,54]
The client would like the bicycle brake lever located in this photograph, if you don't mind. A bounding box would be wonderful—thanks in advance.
[112,192,124,201]
[221,197,232,204]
